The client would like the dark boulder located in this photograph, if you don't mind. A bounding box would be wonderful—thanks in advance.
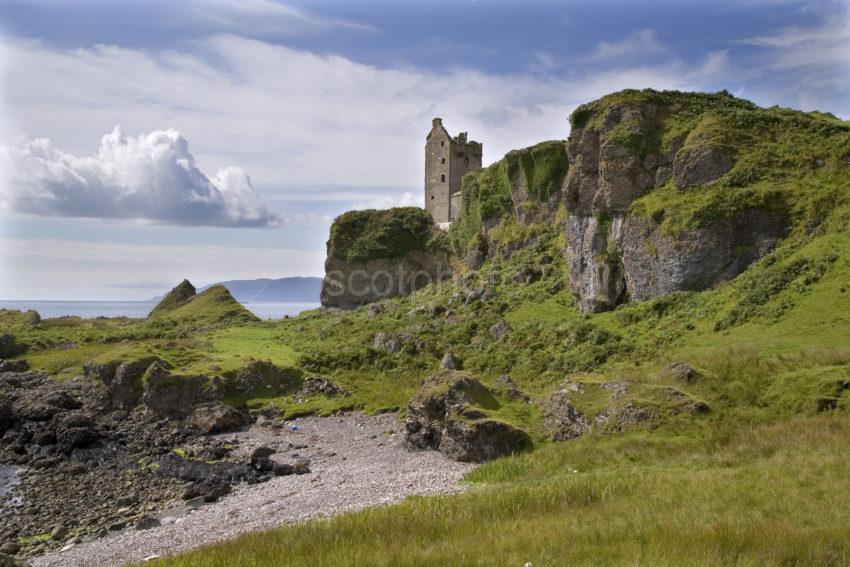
[189,402,251,434]
[0,335,27,359]
[0,360,28,373]
[141,363,222,417]
[405,369,532,462]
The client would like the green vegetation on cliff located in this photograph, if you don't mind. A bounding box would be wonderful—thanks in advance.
[327,207,447,264]
[575,89,850,236]
[451,140,568,252]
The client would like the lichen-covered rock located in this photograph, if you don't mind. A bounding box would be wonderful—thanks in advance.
[673,145,732,189]
[141,363,223,416]
[495,375,529,403]
[488,320,511,340]
[542,390,591,441]
[189,402,251,434]
[300,376,347,397]
[405,369,531,462]
[439,352,460,370]
[594,402,656,432]
[663,388,710,414]
[373,332,403,354]
[661,362,701,383]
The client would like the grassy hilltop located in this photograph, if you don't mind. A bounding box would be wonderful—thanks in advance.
[4,89,850,565]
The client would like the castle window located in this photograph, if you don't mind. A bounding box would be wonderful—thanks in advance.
[464,157,469,166]
[440,141,445,147]
[441,157,445,164]
[431,195,434,200]
[441,174,446,182]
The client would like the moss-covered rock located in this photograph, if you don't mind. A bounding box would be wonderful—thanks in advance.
[405,369,532,462]
[321,208,452,308]
[327,207,440,264]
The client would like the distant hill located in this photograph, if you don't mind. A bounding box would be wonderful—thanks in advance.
[150,277,321,303]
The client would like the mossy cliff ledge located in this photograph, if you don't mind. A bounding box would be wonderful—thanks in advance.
[564,91,797,312]
[320,207,452,308]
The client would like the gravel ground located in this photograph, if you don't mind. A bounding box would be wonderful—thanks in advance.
[33,413,474,567]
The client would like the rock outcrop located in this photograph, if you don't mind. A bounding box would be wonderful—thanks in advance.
[148,279,196,317]
[321,208,452,308]
[563,91,787,312]
[404,369,532,462]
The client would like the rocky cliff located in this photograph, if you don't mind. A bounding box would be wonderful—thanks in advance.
[562,90,789,312]
[320,207,452,308]
[449,89,850,313]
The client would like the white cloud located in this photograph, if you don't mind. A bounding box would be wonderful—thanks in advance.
[0,33,721,200]
[586,29,666,62]
[0,126,281,227]
[0,237,324,300]
[352,191,422,211]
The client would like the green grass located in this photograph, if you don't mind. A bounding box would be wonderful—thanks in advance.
[149,416,850,567]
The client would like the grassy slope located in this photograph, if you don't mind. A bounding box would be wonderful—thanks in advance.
[5,89,850,565]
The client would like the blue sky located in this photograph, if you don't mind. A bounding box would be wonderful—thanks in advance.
[0,0,848,299]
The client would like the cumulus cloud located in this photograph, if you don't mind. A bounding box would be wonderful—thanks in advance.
[0,126,281,227]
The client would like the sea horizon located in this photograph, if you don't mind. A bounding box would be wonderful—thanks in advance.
[0,300,321,320]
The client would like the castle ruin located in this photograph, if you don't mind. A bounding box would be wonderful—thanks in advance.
[424,118,482,226]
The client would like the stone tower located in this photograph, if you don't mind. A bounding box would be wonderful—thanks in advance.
[425,118,482,225]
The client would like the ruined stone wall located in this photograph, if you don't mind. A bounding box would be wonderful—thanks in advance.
[448,137,482,220]
[449,192,462,223]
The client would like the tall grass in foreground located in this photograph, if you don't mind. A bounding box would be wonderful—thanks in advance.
[151,416,850,567]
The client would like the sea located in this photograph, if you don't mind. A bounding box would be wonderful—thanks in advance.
[0,301,320,320]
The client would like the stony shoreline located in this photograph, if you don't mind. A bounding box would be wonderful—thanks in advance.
[30,413,474,567]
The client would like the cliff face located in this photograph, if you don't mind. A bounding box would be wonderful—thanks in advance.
[320,207,452,308]
[563,92,789,312]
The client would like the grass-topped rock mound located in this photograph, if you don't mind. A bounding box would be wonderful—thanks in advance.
[148,281,259,327]
[321,207,452,308]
